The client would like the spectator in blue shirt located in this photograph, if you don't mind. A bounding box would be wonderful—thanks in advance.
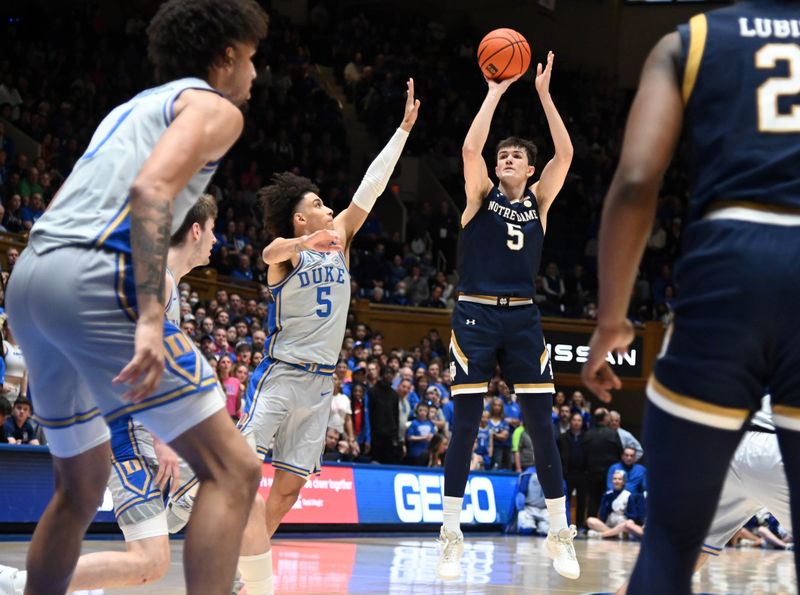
[587,470,645,540]
[405,403,436,466]
[606,448,647,495]
[20,193,45,230]
[474,410,492,469]
[4,397,39,445]
[230,254,254,281]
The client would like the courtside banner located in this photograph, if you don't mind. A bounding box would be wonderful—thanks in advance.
[0,447,517,528]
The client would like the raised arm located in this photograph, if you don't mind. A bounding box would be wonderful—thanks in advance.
[581,33,684,402]
[461,74,522,227]
[530,52,573,223]
[114,91,243,401]
[334,78,420,248]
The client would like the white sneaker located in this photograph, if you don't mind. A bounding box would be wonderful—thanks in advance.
[546,525,580,580]
[166,495,193,533]
[0,564,26,595]
[436,527,464,580]
[586,529,602,539]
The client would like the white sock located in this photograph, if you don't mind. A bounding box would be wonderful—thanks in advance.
[545,496,568,532]
[238,551,274,595]
[443,496,463,536]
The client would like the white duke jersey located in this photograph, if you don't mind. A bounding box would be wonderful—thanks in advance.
[29,78,222,256]
[266,250,350,367]
[165,268,180,327]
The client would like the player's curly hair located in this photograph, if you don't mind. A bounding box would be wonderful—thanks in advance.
[496,137,538,167]
[259,172,320,239]
[147,0,269,83]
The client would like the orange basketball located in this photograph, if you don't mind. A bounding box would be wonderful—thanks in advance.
[477,28,531,81]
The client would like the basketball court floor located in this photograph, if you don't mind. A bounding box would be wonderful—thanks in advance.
[1,534,794,594]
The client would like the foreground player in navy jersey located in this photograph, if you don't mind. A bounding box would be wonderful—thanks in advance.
[583,2,800,593]
[437,52,578,580]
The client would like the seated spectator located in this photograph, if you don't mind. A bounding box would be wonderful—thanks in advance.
[389,281,410,307]
[230,253,254,281]
[608,410,644,460]
[470,438,486,471]
[427,433,448,468]
[21,192,45,229]
[2,194,24,232]
[512,422,535,473]
[607,447,647,495]
[403,265,429,306]
[405,402,435,466]
[322,427,353,462]
[516,470,551,536]
[419,284,447,308]
[586,470,645,540]
[0,396,11,443]
[542,262,566,313]
[4,396,39,445]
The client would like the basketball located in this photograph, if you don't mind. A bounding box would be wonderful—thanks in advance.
[477,28,531,81]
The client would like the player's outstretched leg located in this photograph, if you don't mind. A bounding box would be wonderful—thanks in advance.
[519,395,580,579]
[170,410,262,594]
[627,403,743,595]
[775,427,800,582]
[438,394,485,579]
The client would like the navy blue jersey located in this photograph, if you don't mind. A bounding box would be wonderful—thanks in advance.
[457,185,543,297]
[679,1,800,221]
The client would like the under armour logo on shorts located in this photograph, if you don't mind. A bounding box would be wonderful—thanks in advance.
[466,319,476,325]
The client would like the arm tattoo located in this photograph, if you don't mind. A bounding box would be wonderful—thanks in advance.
[130,196,172,301]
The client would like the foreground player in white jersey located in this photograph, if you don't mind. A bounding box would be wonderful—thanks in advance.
[4,2,268,593]
[0,197,220,593]
[169,79,420,595]
[615,396,791,594]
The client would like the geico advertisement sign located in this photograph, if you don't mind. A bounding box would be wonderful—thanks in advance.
[394,473,496,524]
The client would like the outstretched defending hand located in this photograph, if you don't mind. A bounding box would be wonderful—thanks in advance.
[400,78,421,132]
[580,320,635,403]
[302,228,342,252]
[535,51,555,97]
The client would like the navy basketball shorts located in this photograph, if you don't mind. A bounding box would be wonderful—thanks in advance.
[449,301,554,397]
[650,217,800,431]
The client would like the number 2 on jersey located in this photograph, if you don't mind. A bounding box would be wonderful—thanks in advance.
[506,223,524,251]
[316,286,332,317]
[756,43,800,133]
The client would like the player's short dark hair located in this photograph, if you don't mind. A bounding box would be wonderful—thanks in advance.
[171,194,218,246]
[147,0,269,83]
[259,172,320,239]
[496,137,538,166]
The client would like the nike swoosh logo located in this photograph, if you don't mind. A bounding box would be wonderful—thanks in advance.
[321,391,332,397]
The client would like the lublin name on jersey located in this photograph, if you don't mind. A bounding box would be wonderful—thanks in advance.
[298,263,347,288]
[487,200,539,223]
[739,17,800,39]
